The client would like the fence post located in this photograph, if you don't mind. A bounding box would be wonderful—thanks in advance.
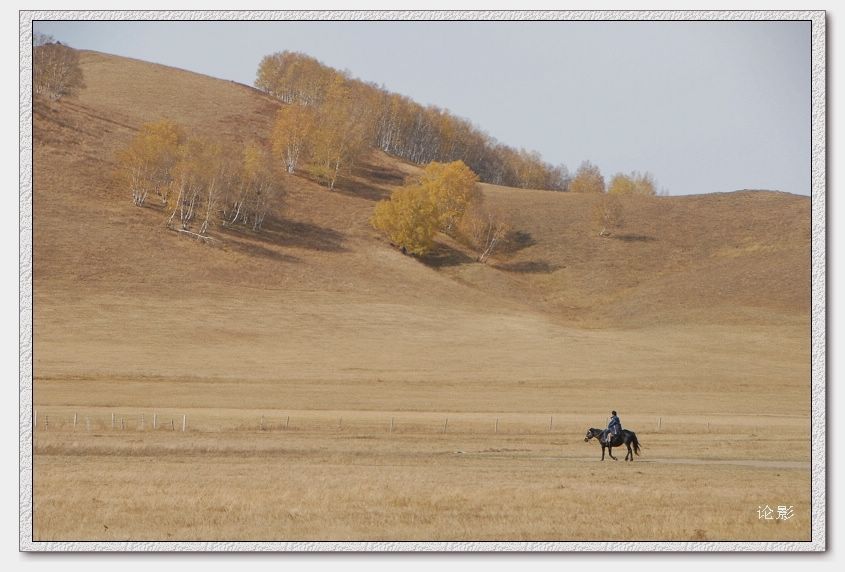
[170,419,174,431]
[495,417,499,434]
[260,415,264,431]
[657,417,662,431]
[390,417,394,433]
[73,412,78,430]
[153,413,157,430]
[111,413,115,430]
[140,414,145,431]
[549,416,553,432]
[285,416,290,430]
[182,414,186,433]
[444,418,448,434]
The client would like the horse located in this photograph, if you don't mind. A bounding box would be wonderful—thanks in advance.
[584,427,641,461]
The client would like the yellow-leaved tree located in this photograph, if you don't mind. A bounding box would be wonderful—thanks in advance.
[166,137,233,235]
[117,119,185,207]
[371,161,483,256]
[413,160,481,233]
[371,186,439,256]
[240,141,282,231]
[310,78,372,189]
[569,161,606,194]
[608,171,657,196]
[167,136,205,230]
[271,104,316,174]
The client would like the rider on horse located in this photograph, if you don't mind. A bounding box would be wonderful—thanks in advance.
[601,410,622,444]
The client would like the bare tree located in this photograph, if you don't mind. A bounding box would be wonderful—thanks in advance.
[459,202,511,263]
[592,194,624,237]
[33,41,84,101]
[33,32,55,47]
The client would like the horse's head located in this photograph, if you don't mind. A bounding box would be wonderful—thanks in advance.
[584,428,599,442]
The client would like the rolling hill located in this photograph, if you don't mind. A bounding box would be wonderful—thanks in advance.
[34,51,810,328]
[32,49,810,400]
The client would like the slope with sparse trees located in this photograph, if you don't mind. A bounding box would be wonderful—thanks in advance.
[255,51,569,192]
[117,120,284,239]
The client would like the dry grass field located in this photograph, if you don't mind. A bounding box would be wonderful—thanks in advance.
[30,51,812,543]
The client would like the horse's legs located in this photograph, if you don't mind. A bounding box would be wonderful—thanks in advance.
[608,445,617,461]
[600,444,605,461]
[626,442,633,461]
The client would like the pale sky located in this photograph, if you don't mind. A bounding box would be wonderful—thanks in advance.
[32,19,811,196]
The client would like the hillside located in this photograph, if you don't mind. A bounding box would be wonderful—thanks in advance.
[34,51,810,328]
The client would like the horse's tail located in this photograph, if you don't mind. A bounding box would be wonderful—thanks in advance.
[632,432,641,456]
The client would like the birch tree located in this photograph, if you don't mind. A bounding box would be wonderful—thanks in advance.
[256,50,574,192]
[255,51,333,106]
[33,41,85,101]
[458,202,511,263]
[413,160,481,234]
[310,79,371,189]
[608,171,657,196]
[167,138,207,231]
[239,141,282,231]
[371,160,484,255]
[592,193,624,237]
[271,104,316,174]
[117,120,185,207]
[371,186,439,256]
[569,161,606,194]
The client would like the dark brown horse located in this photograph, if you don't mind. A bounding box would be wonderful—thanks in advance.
[584,427,641,461]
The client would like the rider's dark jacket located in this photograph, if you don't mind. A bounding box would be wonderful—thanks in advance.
[608,415,622,435]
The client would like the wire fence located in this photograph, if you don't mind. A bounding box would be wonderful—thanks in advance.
[31,409,805,437]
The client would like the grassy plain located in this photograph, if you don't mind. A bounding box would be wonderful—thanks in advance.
[33,306,811,541]
[30,51,812,543]
[34,421,809,541]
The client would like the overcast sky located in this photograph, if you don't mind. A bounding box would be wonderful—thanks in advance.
[32,19,811,196]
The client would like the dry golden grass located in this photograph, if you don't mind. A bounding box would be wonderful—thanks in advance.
[33,428,810,542]
[30,51,812,543]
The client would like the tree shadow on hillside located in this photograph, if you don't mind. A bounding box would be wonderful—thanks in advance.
[494,260,559,274]
[497,230,537,254]
[612,233,656,243]
[328,159,412,202]
[354,161,408,186]
[224,237,302,264]
[333,176,390,202]
[419,242,476,269]
[296,170,390,202]
[262,217,347,252]
[222,216,346,253]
